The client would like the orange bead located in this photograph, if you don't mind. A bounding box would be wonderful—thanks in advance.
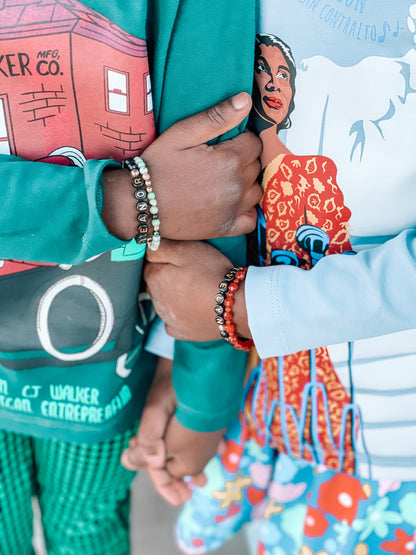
[228,282,238,293]
[223,310,233,321]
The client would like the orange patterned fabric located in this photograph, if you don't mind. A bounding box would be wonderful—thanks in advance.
[245,154,357,473]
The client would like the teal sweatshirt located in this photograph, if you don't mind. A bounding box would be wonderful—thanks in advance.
[0,0,256,440]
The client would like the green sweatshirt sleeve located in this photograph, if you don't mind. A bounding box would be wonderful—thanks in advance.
[0,154,126,264]
[149,0,256,431]
[0,0,152,266]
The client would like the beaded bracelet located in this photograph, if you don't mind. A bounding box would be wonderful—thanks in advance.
[133,156,160,251]
[214,267,254,351]
[122,157,160,251]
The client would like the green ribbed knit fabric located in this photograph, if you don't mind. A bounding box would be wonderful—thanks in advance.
[0,429,136,554]
[0,430,35,554]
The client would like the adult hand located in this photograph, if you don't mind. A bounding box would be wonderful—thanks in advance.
[144,240,252,341]
[102,92,262,241]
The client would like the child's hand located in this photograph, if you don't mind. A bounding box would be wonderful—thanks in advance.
[121,357,203,505]
[121,356,226,505]
[145,239,251,342]
[121,357,190,505]
[164,417,226,485]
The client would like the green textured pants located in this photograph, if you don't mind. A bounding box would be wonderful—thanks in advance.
[0,428,136,554]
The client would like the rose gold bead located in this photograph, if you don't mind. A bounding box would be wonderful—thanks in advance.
[131,169,140,178]
[142,173,150,181]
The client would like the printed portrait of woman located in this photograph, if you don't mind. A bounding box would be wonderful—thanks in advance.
[252,33,296,167]
[247,34,362,475]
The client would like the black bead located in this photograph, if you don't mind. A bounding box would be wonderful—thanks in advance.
[132,177,144,187]
[220,330,229,338]
[136,201,147,211]
[135,234,147,245]
[134,189,146,200]
[215,316,225,325]
[214,304,224,315]
[218,281,228,292]
[137,224,148,235]
[137,213,149,224]
[215,293,225,304]
[224,273,235,282]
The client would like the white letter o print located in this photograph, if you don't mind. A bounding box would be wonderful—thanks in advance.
[37,275,114,361]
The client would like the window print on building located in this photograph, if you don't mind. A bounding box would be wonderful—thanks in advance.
[144,72,153,114]
[0,0,155,163]
[105,67,129,114]
[0,96,13,155]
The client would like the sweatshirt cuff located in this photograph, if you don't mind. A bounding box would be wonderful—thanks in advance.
[172,339,247,432]
[245,265,289,359]
[175,402,241,433]
[79,158,126,263]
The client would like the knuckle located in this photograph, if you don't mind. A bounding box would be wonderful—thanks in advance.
[228,150,242,173]
[206,105,226,127]
[139,442,159,459]
[217,217,237,237]
[252,187,262,203]
[124,449,144,466]
[217,151,242,186]
[246,217,258,233]
[239,210,258,234]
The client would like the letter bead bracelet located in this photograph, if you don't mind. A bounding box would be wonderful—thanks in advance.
[123,156,161,251]
[214,267,254,351]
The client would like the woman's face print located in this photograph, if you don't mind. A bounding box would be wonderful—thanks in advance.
[255,43,293,127]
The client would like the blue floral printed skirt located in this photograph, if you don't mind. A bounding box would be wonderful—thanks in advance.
[176,419,416,555]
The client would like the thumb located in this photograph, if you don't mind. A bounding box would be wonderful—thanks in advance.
[167,92,252,149]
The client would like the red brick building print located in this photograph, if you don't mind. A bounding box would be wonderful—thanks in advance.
[0,0,155,163]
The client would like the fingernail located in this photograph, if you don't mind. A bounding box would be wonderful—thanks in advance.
[231,92,249,110]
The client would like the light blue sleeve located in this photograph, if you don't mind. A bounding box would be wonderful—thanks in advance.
[144,317,174,359]
[246,229,416,358]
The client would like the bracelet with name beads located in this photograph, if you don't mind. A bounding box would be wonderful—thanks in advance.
[123,156,160,251]
[214,267,254,351]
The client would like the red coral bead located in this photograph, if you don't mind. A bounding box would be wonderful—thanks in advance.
[234,270,246,281]
[228,282,238,293]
